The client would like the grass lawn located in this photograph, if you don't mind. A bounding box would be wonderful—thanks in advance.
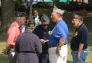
[0,33,92,63]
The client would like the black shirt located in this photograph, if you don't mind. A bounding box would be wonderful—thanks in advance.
[71,24,88,51]
[33,24,53,53]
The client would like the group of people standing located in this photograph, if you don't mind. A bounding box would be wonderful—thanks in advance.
[4,7,88,63]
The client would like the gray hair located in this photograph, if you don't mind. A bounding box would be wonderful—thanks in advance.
[40,14,50,23]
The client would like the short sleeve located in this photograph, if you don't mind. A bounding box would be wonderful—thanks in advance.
[53,23,67,39]
[80,29,88,44]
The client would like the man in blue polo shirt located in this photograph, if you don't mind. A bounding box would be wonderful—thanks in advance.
[70,14,88,63]
[49,7,69,63]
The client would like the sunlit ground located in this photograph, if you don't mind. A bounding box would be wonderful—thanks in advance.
[0,32,92,63]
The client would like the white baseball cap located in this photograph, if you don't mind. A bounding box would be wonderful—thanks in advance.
[53,7,64,15]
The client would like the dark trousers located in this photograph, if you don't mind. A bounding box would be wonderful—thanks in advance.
[8,48,16,63]
[39,53,49,63]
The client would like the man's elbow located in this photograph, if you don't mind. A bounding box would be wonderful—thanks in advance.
[59,37,66,44]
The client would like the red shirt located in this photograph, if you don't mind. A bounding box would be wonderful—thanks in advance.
[7,21,21,48]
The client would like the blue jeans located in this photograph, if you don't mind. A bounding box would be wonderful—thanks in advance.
[71,48,88,63]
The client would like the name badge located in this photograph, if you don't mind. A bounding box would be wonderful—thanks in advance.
[74,32,78,37]
[48,31,52,35]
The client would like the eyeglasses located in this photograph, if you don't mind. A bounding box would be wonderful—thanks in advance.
[72,18,79,21]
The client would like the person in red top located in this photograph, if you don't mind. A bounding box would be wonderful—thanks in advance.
[6,14,26,63]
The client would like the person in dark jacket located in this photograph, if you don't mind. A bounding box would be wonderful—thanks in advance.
[15,22,42,63]
[33,14,53,63]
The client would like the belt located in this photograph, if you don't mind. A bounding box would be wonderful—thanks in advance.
[18,51,36,53]
[49,44,66,48]
[72,48,87,51]
[49,45,57,48]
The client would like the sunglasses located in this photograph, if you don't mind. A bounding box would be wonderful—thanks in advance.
[41,24,49,26]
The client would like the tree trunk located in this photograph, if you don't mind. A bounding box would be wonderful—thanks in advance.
[1,0,15,32]
[29,0,32,19]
